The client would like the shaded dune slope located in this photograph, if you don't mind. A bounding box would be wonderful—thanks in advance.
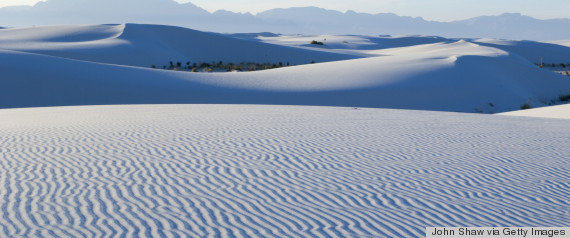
[1,42,569,112]
[0,24,358,67]
[1,24,570,112]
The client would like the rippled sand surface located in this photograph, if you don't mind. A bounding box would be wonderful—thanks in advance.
[1,105,569,237]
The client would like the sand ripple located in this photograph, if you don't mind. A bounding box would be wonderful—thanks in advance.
[1,105,569,237]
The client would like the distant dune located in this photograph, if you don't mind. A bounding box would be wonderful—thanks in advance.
[0,24,356,67]
[550,40,570,47]
[1,24,569,112]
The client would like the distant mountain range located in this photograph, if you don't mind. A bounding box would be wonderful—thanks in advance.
[1,0,570,40]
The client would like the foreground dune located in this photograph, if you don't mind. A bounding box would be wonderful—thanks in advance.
[1,104,569,237]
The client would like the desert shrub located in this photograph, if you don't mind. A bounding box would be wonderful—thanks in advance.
[559,94,570,102]
[520,103,532,110]
[159,59,293,72]
[310,40,324,45]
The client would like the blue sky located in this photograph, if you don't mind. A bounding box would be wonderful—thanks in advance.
[2,0,569,21]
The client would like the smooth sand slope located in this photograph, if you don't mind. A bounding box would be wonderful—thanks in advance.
[1,104,569,237]
[1,24,570,112]
[500,103,570,119]
[0,24,357,67]
[550,40,570,48]
[474,38,570,64]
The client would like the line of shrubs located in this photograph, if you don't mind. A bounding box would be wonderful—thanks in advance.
[151,61,305,72]
[535,63,570,76]
[151,60,321,72]
[521,94,570,110]
[536,63,570,68]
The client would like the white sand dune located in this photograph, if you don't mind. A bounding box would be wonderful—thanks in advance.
[2,23,570,238]
[1,104,569,237]
[474,38,570,64]
[253,34,455,57]
[549,40,570,48]
[268,35,453,50]
[1,24,570,112]
[500,103,570,119]
[0,24,358,67]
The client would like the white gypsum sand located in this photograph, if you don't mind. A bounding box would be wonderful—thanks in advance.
[1,24,570,112]
[1,23,570,237]
[0,104,569,237]
[500,103,570,119]
[0,24,358,67]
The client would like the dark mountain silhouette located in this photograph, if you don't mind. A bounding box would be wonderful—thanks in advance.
[1,0,569,40]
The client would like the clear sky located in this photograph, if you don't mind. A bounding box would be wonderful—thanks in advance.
[1,0,569,22]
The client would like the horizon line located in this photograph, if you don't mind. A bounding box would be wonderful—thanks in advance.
[0,0,569,23]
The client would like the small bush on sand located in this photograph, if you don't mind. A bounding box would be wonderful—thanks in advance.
[559,94,570,102]
[310,40,324,45]
[520,103,532,110]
